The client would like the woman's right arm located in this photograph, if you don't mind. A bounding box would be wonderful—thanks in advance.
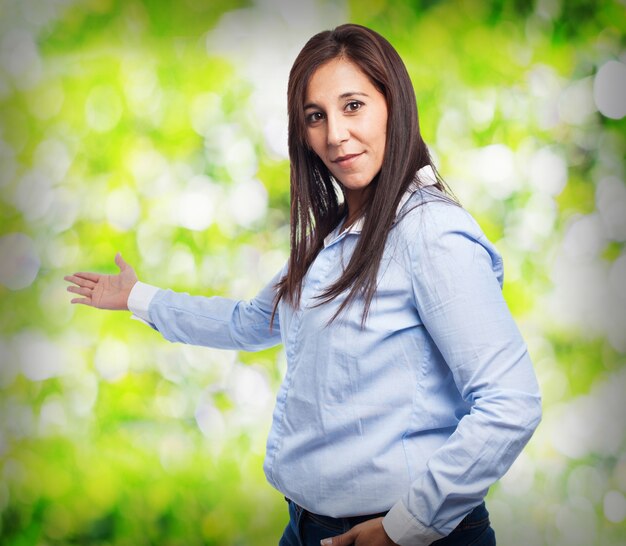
[65,254,284,352]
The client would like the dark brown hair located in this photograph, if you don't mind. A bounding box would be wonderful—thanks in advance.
[274,23,448,325]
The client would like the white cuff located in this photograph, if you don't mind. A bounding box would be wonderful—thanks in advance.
[127,281,160,324]
[382,501,444,546]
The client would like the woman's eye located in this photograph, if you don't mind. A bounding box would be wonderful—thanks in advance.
[306,112,324,124]
[346,101,362,112]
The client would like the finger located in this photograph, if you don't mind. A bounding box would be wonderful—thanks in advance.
[70,297,92,305]
[67,285,92,297]
[321,529,355,546]
[64,275,96,289]
[115,252,128,271]
[70,271,101,282]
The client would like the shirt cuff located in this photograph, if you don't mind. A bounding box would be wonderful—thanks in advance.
[127,281,160,324]
[382,501,445,546]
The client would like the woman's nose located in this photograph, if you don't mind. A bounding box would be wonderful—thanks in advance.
[326,115,349,146]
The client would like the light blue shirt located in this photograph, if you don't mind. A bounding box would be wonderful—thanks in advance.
[128,184,541,545]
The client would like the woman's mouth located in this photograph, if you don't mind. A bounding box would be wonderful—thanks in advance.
[332,153,363,168]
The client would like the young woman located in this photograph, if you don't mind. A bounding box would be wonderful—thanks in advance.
[66,24,541,546]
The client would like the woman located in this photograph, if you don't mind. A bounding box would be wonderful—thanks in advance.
[66,24,541,546]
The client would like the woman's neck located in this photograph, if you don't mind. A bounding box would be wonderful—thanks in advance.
[343,187,371,230]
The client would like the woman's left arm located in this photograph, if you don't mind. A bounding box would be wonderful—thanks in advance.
[382,201,542,546]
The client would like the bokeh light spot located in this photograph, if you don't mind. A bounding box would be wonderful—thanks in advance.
[593,60,626,119]
[558,76,596,125]
[604,490,626,523]
[158,431,193,472]
[34,138,72,184]
[528,147,567,196]
[39,395,68,436]
[195,401,225,439]
[106,186,140,231]
[64,371,99,417]
[228,178,268,227]
[0,232,40,290]
[555,497,597,545]
[470,144,519,199]
[16,330,65,381]
[166,245,197,284]
[15,169,54,221]
[596,176,626,241]
[94,338,130,382]
[177,175,219,231]
[0,28,42,88]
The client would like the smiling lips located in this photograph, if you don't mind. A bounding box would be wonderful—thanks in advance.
[332,152,363,167]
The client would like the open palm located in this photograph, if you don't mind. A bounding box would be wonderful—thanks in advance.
[65,253,138,310]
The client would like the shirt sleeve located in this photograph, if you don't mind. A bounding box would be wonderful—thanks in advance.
[127,267,285,352]
[383,201,542,546]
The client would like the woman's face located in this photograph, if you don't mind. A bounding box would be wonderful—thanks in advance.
[304,58,388,209]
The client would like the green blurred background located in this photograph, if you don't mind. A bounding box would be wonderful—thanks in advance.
[0,0,625,544]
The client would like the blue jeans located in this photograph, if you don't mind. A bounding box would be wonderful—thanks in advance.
[278,499,495,546]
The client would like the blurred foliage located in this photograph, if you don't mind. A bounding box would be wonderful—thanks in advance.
[0,0,625,544]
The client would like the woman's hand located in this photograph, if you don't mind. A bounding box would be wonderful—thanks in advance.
[320,517,398,546]
[64,253,138,310]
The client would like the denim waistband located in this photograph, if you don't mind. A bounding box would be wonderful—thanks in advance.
[287,499,388,533]
[288,499,488,535]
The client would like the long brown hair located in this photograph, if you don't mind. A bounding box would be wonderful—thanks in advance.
[274,23,448,325]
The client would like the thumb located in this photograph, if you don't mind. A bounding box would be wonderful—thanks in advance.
[115,252,128,272]
[321,529,356,546]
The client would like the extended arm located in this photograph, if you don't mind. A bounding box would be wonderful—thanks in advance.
[133,267,283,351]
[65,254,284,352]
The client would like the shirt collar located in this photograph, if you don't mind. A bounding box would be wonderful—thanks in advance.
[323,165,438,248]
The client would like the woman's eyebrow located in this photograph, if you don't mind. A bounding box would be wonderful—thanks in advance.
[338,91,370,99]
[303,91,370,110]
